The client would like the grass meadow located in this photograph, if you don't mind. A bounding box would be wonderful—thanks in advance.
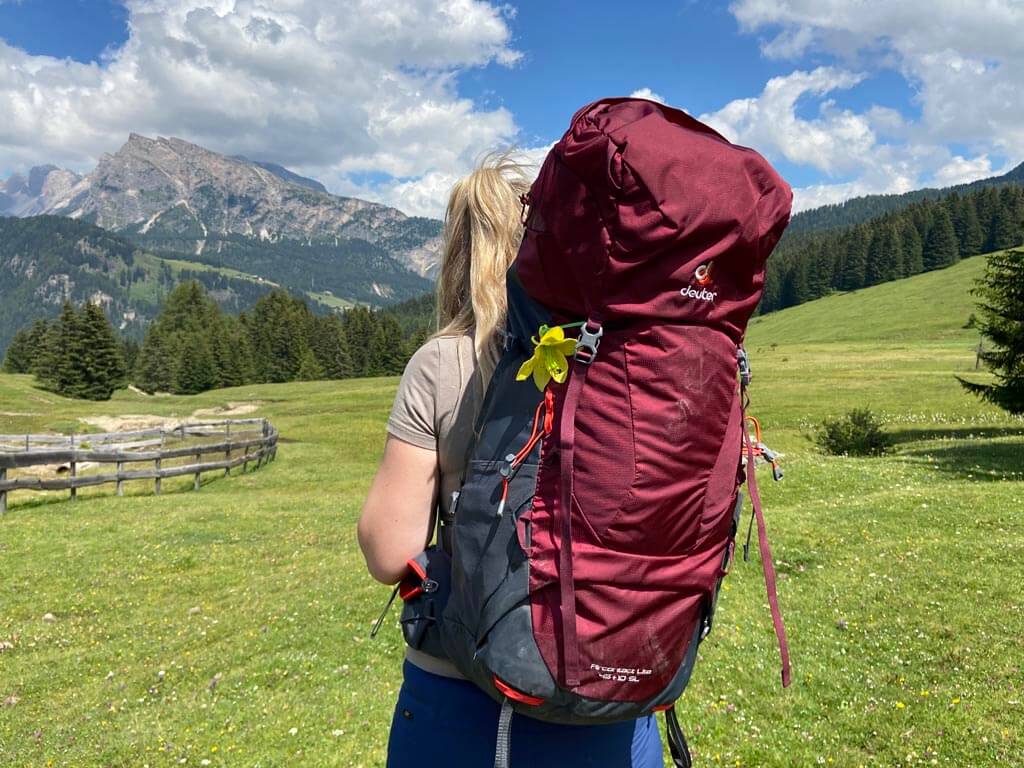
[1,253,1022,767]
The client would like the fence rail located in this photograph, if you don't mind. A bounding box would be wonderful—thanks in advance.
[0,418,278,514]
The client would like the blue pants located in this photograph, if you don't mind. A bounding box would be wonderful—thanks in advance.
[387,661,664,768]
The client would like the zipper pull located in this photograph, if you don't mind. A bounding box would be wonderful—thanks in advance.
[497,453,515,517]
[370,584,400,638]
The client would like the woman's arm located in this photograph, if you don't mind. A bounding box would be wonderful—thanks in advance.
[357,434,439,584]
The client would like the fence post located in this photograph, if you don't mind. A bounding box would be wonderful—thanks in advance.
[194,446,201,491]
[257,419,269,469]
[155,431,163,495]
[69,434,77,501]
[224,422,231,477]
[1,467,6,514]
[116,461,124,497]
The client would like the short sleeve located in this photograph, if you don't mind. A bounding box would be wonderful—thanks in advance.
[386,339,440,451]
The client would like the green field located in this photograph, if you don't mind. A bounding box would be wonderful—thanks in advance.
[1,253,1022,767]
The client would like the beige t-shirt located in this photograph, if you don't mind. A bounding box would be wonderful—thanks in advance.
[386,332,482,679]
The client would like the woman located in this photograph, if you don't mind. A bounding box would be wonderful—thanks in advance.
[357,153,664,768]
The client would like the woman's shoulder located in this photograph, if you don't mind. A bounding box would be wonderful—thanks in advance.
[402,333,473,380]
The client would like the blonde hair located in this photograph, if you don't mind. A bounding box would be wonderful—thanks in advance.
[435,152,530,384]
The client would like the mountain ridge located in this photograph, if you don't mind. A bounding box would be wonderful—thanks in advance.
[0,134,443,279]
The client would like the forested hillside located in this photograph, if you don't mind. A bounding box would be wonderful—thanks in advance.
[763,184,1024,313]
[786,161,1024,234]
[0,216,298,352]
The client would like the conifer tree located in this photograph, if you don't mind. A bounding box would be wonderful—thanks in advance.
[364,321,389,377]
[52,301,87,397]
[988,189,1020,252]
[956,196,985,256]
[866,222,903,284]
[2,322,42,373]
[249,290,309,383]
[218,318,255,388]
[839,227,868,290]
[900,219,924,275]
[174,332,218,394]
[923,208,959,269]
[310,315,353,379]
[78,302,127,400]
[380,313,408,375]
[343,306,372,376]
[296,348,325,381]
[31,319,62,391]
[134,323,176,393]
[958,248,1024,414]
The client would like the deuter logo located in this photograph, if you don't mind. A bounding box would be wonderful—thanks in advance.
[680,285,717,302]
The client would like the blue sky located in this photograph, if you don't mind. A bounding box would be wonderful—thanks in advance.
[1,1,1021,217]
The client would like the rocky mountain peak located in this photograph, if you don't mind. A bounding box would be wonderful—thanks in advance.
[3,134,442,277]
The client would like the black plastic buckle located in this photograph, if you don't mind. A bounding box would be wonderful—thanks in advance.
[574,321,603,365]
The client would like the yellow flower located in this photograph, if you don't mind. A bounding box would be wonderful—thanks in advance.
[516,325,578,390]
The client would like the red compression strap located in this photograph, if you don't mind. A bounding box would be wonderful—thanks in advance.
[742,405,792,688]
[557,349,592,688]
[493,675,544,706]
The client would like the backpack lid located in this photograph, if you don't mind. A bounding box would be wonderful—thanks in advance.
[516,97,792,337]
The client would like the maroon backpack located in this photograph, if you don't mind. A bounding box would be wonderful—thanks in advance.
[392,97,793,767]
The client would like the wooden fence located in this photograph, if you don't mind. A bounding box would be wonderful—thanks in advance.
[0,418,278,514]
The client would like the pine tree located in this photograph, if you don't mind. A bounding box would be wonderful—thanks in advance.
[218,318,255,387]
[77,302,126,400]
[957,248,1024,414]
[900,219,924,275]
[923,208,959,269]
[296,348,325,381]
[956,197,985,257]
[988,189,1020,252]
[134,323,176,393]
[839,227,868,290]
[310,315,353,379]
[364,320,389,377]
[380,313,408,375]
[52,301,87,398]
[975,187,999,246]
[31,319,62,391]
[866,222,903,284]
[174,332,218,394]
[343,306,373,376]
[249,289,307,382]
[3,325,38,373]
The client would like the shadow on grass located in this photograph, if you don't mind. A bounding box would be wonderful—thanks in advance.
[888,426,1024,445]
[898,439,1024,481]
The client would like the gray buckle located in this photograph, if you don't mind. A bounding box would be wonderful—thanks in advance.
[574,322,603,365]
[737,347,752,388]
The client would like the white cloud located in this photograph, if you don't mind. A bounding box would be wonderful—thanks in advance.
[328,143,554,218]
[729,0,1024,157]
[931,154,993,187]
[630,87,665,103]
[700,67,873,175]
[710,2,1024,211]
[0,0,531,218]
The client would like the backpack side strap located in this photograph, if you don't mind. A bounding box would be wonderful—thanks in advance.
[664,705,693,768]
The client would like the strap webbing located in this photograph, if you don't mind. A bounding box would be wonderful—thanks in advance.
[741,399,792,688]
[664,706,693,768]
[493,697,514,768]
[557,352,589,688]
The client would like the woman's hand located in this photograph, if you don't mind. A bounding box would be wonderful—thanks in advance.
[357,435,439,584]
